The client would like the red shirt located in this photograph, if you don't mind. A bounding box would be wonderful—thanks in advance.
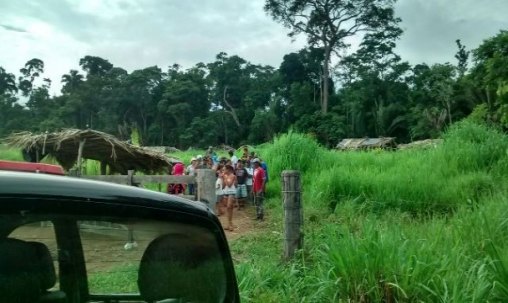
[252,167,265,193]
[172,163,185,175]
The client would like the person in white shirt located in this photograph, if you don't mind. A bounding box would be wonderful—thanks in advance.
[215,165,225,216]
[245,160,254,204]
[186,158,197,195]
[229,150,238,169]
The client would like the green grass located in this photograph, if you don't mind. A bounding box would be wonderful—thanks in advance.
[0,144,23,161]
[258,121,508,215]
[236,120,508,302]
[233,195,508,302]
[88,264,139,294]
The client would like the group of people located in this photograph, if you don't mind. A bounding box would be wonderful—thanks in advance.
[168,147,268,232]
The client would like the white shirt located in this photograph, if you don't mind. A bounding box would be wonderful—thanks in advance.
[231,155,238,167]
[186,164,195,176]
[245,167,253,186]
[215,177,224,196]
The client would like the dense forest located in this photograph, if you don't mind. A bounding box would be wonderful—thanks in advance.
[1,0,507,148]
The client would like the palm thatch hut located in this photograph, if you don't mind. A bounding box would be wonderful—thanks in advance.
[4,129,177,174]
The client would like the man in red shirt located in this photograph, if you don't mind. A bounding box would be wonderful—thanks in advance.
[252,158,265,221]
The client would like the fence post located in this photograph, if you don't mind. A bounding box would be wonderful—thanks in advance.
[282,170,303,261]
[100,161,107,175]
[76,139,86,176]
[127,170,134,186]
[196,169,217,211]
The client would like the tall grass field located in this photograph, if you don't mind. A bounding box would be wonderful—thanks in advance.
[235,120,508,302]
[2,120,508,302]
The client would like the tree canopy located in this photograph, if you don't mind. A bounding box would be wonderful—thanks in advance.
[0,20,507,148]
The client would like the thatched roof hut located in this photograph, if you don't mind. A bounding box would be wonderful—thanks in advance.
[336,137,397,150]
[397,139,443,150]
[4,129,176,174]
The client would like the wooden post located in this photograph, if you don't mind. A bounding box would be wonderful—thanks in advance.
[196,169,217,211]
[127,170,134,186]
[76,139,86,176]
[282,170,303,261]
[100,161,107,175]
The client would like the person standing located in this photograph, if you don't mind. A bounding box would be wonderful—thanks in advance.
[252,158,266,221]
[241,146,249,161]
[222,165,237,231]
[195,155,205,168]
[186,158,197,195]
[235,160,248,209]
[245,160,254,204]
[229,150,238,169]
[215,165,225,216]
[168,161,186,194]
[260,158,269,190]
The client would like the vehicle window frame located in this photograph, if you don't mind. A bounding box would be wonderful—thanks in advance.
[0,196,239,303]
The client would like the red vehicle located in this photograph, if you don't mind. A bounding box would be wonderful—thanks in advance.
[0,160,65,175]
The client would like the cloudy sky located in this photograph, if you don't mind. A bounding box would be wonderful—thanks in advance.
[1,0,507,94]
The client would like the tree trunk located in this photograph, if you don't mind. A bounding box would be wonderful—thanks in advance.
[446,100,452,125]
[160,120,164,145]
[322,45,331,114]
[223,86,241,127]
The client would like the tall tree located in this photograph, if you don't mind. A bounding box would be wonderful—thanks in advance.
[455,39,470,78]
[79,56,113,78]
[0,67,17,95]
[264,0,401,114]
[18,58,44,96]
[471,30,508,125]
[61,70,84,94]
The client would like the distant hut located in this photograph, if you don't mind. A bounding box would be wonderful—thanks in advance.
[397,139,443,150]
[336,137,397,150]
[5,129,179,175]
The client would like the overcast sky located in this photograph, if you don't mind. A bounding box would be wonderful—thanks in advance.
[1,0,507,94]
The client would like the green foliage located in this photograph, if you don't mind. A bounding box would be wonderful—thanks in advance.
[260,122,506,215]
[233,121,508,302]
[234,189,508,302]
[130,126,141,146]
[467,103,490,125]
[88,264,138,293]
[2,29,508,148]
[259,131,324,175]
[264,0,401,113]
[294,112,345,147]
[0,145,22,160]
[248,109,279,144]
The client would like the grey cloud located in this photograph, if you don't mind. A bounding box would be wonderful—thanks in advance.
[0,0,95,41]
[0,24,27,33]
[395,0,508,65]
[1,0,508,95]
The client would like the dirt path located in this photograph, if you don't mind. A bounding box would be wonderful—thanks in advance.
[218,205,262,241]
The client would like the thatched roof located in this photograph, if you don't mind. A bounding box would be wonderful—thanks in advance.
[336,137,396,150]
[397,139,443,150]
[4,129,175,173]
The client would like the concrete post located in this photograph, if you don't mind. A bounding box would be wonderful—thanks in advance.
[196,169,217,211]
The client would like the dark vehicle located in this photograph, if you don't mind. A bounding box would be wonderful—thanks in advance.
[0,169,239,303]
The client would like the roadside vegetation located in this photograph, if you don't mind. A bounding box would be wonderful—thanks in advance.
[234,120,508,302]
